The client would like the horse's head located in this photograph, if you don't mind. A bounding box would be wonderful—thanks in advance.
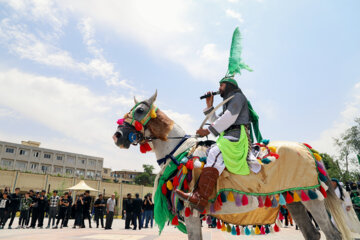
[113,90,158,149]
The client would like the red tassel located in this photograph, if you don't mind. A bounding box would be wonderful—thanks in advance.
[286,192,294,204]
[185,160,194,170]
[171,216,179,226]
[140,144,147,153]
[236,225,240,235]
[274,223,280,232]
[260,225,266,235]
[173,176,179,188]
[214,200,222,211]
[279,211,284,221]
[303,143,312,149]
[144,142,152,151]
[217,219,222,229]
[318,167,327,176]
[270,152,280,159]
[258,196,264,207]
[183,179,189,191]
[202,216,206,221]
[201,209,207,215]
[134,121,143,131]
[300,190,310,201]
[177,164,183,170]
[320,186,327,198]
[265,196,272,207]
[242,195,248,206]
[217,194,223,206]
[161,183,167,195]
[185,207,192,217]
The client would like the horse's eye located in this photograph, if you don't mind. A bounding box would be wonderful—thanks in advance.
[136,108,144,114]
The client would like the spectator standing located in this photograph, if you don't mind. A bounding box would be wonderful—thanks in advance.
[29,192,40,229]
[17,192,32,229]
[82,190,92,228]
[94,194,106,228]
[144,193,154,228]
[132,193,142,230]
[73,195,84,228]
[105,194,116,230]
[123,193,133,230]
[26,190,35,227]
[54,192,69,229]
[8,187,21,229]
[0,192,10,229]
[47,190,59,229]
[63,191,73,227]
[37,190,48,228]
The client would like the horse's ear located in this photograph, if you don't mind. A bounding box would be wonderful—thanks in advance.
[147,90,157,105]
[134,96,139,104]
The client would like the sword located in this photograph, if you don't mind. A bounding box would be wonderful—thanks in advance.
[199,95,234,129]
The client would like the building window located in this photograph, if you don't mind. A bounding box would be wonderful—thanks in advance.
[104,169,108,174]
[65,168,73,175]
[89,159,96,167]
[54,166,63,174]
[67,156,75,164]
[44,153,52,159]
[5,147,15,154]
[56,155,63,161]
[41,165,51,173]
[1,159,13,167]
[86,171,95,179]
[75,169,85,177]
[33,151,40,158]
[15,161,27,170]
[30,163,38,170]
[97,161,103,168]
[78,158,86,165]
[19,149,29,156]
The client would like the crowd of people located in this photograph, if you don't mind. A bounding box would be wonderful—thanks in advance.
[0,187,135,231]
[123,193,154,230]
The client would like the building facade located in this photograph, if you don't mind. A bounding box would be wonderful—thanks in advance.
[0,140,103,180]
[111,170,142,184]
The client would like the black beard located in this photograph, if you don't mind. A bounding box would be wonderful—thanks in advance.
[221,83,238,98]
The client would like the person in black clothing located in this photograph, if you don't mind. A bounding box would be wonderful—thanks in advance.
[123,193,133,229]
[54,192,69,229]
[0,192,10,229]
[73,194,84,228]
[26,190,35,227]
[143,193,154,228]
[8,187,21,229]
[63,191,72,227]
[94,194,105,228]
[132,193,142,230]
[82,190,92,228]
[37,190,47,228]
[29,192,40,229]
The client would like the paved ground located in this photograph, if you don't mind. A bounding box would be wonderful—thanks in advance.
[0,218,358,240]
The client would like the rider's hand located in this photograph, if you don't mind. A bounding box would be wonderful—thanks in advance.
[196,128,210,137]
[206,91,214,108]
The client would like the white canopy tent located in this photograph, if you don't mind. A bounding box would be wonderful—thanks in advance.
[67,180,98,192]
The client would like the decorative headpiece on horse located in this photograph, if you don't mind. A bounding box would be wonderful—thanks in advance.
[220,27,253,87]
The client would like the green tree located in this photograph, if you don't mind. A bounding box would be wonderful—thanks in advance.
[320,153,342,180]
[135,164,156,186]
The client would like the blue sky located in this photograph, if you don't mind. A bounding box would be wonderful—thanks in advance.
[0,0,359,172]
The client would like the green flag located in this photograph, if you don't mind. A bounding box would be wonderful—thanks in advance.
[357,154,360,165]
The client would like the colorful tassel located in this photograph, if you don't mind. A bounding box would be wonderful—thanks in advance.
[268,146,277,153]
[217,194,223,206]
[214,199,222,211]
[262,139,270,145]
[221,222,226,231]
[227,224,231,233]
[320,181,329,191]
[313,153,322,161]
[303,143,312,149]
[172,176,179,188]
[241,226,245,235]
[265,196,272,207]
[293,191,301,202]
[320,186,327,198]
[217,219,221,229]
[177,200,184,211]
[235,194,242,207]
[271,196,278,207]
[231,225,237,235]
[210,203,215,214]
[265,225,270,234]
[279,193,286,205]
[185,160,194,170]
[318,167,327,176]
[161,183,167,195]
[286,192,294,204]
[251,227,255,235]
[150,108,157,118]
[300,190,310,201]
[270,152,280,159]
[185,207,192,217]
[319,173,327,182]
[171,216,179,226]
[242,194,249,206]
[279,211,284,221]
[183,179,189,191]
[236,225,240,235]
[206,216,212,225]
[255,225,261,235]
[274,223,280,232]
[116,118,125,125]
[166,180,173,190]
[308,189,318,200]
[201,209,207,215]
[182,165,188,175]
[260,225,266,235]
[186,170,192,183]
[134,121,143,131]
[258,196,264,207]
[227,191,235,202]
[315,189,324,201]
[220,192,227,203]
[262,158,271,164]
[245,226,251,235]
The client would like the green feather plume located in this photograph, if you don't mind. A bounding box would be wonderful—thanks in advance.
[228,27,253,75]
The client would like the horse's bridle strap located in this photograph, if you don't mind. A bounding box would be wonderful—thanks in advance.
[156,135,190,166]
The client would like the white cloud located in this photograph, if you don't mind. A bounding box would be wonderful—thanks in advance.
[311,82,360,155]
[226,9,244,23]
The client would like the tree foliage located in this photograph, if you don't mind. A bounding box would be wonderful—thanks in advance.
[135,164,156,186]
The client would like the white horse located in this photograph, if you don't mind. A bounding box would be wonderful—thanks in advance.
[113,91,353,240]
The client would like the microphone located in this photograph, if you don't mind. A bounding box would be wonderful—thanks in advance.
[200,91,220,100]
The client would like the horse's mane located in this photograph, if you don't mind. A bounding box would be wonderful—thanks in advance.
[147,109,174,141]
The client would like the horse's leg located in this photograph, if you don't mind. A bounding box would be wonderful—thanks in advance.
[303,199,342,240]
[185,213,203,240]
[286,202,321,240]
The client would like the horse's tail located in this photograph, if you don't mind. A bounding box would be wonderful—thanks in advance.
[324,175,352,240]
